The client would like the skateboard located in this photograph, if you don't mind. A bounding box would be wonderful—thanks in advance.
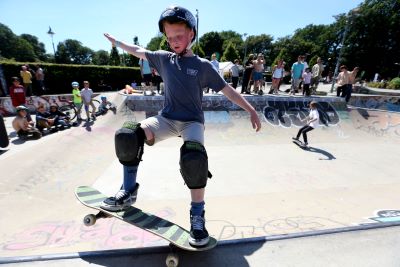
[75,186,217,267]
[0,114,9,148]
[292,139,308,149]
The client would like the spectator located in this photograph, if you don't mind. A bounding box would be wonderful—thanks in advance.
[290,56,304,95]
[36,104,57,133]
[95,95,116,116]
[230,59,240,89]
[12,106,41,140]
[152,68,163,94]
[210,53,219,72]
[49,104,71,129]
[336,65,350,98]
[35,64,45,95]
[241,54,255,94]
[9,77,26,109]
[81,81,96,121]
[71,81,83,121]
[252,53,265,94]
[139,58,153,86]
[20,65,33,96]
[302,68,312,96]
[269,59,285,94]
[345,67,360,103]
[310,57,324,94]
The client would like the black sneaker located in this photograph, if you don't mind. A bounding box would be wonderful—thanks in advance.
[292,137,299,141]
[189,210,209,247]
[101,183,139,211]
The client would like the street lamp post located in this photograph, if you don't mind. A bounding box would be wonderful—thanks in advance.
[47,26,56,56]
[242,33,248,63]
[330,8,360,93]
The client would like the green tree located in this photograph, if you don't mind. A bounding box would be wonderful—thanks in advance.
[192,43,205,58]
[221,42,240,62]
[199,31,223,57]
[341,0,400,78]
[109,46,121,66]
[55,39,94,64]
[246,34,274,65]
[146,35,164,51]
[20,34,47,61]
[92,50,110,65]
[219,31,244,59]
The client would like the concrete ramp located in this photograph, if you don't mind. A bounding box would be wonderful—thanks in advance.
[1,94,400,262]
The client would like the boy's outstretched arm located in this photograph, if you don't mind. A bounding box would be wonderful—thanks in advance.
[104,33,148,60]
[221,85,261,132]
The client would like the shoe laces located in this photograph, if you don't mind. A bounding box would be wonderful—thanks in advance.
[191,215,205,230]
[115,190,130,201]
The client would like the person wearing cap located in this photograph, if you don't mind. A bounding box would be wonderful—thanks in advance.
[103,5,261,247]
[12,106,41,140]
[292,101,319,148]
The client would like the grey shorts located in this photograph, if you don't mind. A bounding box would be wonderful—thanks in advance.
[140,115,205,145]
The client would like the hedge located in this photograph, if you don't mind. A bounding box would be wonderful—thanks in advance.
[0,61,142,94]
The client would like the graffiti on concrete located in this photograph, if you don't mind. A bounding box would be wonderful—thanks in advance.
[263,100,340,128]
[350,96,400,112]
[352,109,400,137]
[368,210,400,223]
[0,95,74,116]
[210,215,348,240]
[1,208,174,251]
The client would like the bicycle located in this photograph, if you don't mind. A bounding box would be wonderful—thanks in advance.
[59,99,100,121]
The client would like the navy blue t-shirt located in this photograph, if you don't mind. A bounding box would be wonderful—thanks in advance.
[146,50,227,124]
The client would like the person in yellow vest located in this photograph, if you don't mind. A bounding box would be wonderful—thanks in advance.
[20,65,33,96]
[71,81,83,121]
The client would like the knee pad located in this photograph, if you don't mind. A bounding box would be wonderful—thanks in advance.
[179,141,211,189]
[115,121,145,166]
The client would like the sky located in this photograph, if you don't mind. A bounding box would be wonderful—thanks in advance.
[0,0,364,54]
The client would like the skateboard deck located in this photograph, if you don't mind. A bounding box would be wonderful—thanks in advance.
[0,114,9,148]
[75,186,217,252]
[292,139,308,149]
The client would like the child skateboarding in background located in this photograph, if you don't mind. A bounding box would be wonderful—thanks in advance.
[292,101,319,148]
[95,95,116,116]
[102,5,261,247]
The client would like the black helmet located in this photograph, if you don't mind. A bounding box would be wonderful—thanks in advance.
[158,6,197,43]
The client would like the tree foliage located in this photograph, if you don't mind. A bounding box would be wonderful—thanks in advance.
[109,47,121,66]
[221,42,240,62]
[56,39,94,64]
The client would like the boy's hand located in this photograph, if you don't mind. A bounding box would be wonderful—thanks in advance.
[104,33,116,46]
[250,110,261,132]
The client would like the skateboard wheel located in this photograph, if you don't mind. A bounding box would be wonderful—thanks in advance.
[83,214,96,226]
[166,253,179,267]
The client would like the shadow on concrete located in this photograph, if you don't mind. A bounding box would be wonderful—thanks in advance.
[83,121,94,132]
[0,149,8,155]
[307,146,336,160]
[80,241,266,267]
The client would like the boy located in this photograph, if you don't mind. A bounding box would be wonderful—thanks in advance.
[71,81,83,121]
[302,68,312,96]
[230,59,240,89]
[12,106,42,140]
[292,101,319,147]
[36,104,56,133]
[81,81,96,121]
[102,6,261,247]
[95,95,116,116]
[9,77,26,109]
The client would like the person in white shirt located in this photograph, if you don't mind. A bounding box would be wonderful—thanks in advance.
[292,101,319,147]
[81,81,97,121]
[230,59,240,89]
[302,68,312,96]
